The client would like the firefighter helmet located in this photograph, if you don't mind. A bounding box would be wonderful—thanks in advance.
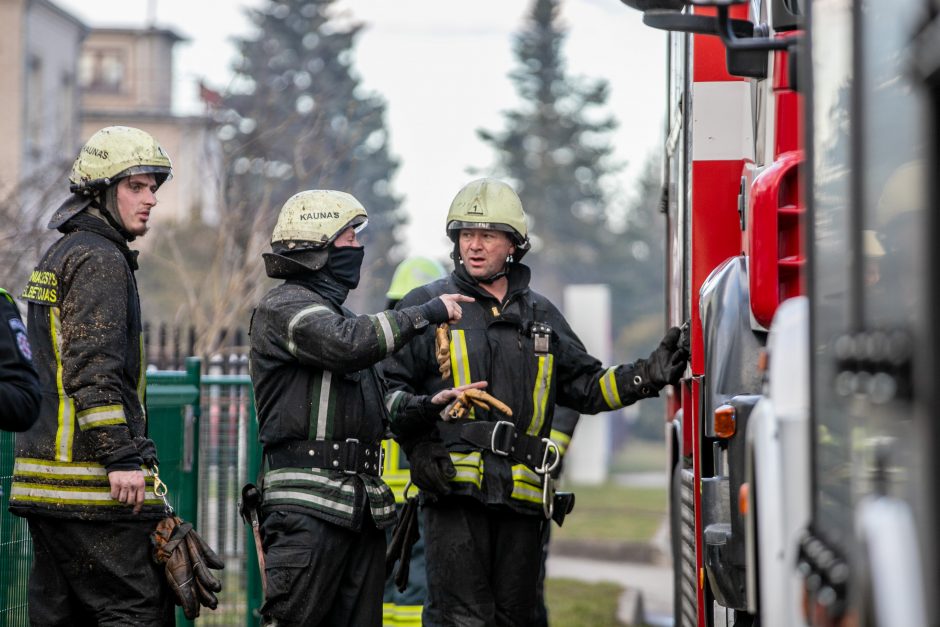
[386,256,447,302]
[270,190,368,251]
[445,178,530,257]
[69,126,173,195]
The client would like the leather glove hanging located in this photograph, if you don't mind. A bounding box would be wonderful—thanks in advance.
[408,441,456,495]
[151,516,224,619]
[443,388,513,421]
[435,323,451,380]
[148,467,224,620]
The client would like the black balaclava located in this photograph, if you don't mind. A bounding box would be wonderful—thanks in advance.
[326,246,365,289]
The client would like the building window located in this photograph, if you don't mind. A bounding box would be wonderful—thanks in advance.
[26,55,43,154]
[79,48,126,93]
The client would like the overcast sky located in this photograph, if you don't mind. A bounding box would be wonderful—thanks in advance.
[56,0,666,259]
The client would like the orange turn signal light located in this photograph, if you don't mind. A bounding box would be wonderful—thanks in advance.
[714,404,736,438]
[739,482,749,516]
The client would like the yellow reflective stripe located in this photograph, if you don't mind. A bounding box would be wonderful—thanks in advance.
[549,429,572,456]
[50,307,75,462]
[599,366,623,410]
[449,451,483,488]
[388,604,423,625]
[287,304,331,356]
[510,464,543,504]
[449,330,475,419]
[13,458,156,482]
[527,354,553,436]
[11,482,161,505]
[138,333,147,421]
[76,405,127,429]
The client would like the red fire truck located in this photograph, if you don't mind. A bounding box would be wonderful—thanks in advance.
[621,1,938,626]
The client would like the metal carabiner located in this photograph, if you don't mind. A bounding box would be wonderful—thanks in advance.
[149,465,174,516]
[536,439,561,519]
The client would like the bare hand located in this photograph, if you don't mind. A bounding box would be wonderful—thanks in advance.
[438,294,474,324]
[430,381,488,406]
[108,469,147,514]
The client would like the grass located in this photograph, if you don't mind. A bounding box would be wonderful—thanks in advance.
[552,483,667,544]
[544,578,625,627]
[610,439,668,475]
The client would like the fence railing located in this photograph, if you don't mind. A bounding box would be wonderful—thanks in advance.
[0,354,262,626]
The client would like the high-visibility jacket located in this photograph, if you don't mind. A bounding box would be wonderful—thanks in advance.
[249,276,448,530]
[10,213,163,520]
[382,263,658,516]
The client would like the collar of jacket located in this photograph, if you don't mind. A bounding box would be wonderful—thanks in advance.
[288,272,349,309]
[60,211,140,271]
[452,261,531,304]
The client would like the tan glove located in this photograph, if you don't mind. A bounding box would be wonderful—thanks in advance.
[151,515,225,619]
[435,324,451,380]
[445,389,513,420]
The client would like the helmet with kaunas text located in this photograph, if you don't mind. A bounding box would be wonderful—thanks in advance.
[446,178,530,257]
[271,190,368,251]
[69,126,173,195]
[386,256,447,301]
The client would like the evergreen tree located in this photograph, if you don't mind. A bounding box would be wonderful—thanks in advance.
[477,0,621,304]
[221,0,404,310]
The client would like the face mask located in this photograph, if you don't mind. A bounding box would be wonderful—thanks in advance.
[328,246,365,289]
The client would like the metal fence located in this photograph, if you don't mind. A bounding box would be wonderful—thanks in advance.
[0,431,29,627]
[0,354,262,626]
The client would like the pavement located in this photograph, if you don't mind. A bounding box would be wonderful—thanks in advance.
[547,486,675,627]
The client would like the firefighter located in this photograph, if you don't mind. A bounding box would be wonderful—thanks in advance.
[249,190,481,627]
[382,178,689,626]
[10,126,175,624]
[381,256,449,627]
[0,288,40,432]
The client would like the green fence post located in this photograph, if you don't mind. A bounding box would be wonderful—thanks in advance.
[147,357,201,626]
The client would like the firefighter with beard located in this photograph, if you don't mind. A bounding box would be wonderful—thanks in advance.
[248,190,482,627]
[10,126,175,625]
[382,178,689,626]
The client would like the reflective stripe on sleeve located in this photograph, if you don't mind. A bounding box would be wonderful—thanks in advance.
[599,366,623,410]
[370,311,401,356]
[385,390,405,421]
[549,429,572,456]
[76,405,127,429]
[287,304,331,356]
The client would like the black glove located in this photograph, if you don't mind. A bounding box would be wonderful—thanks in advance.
[408,441,456,495]
[641,325,690,389]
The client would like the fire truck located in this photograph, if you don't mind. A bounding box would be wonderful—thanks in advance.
[620,1,939,626]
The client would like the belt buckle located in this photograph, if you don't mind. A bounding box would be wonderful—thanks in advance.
[343,438,360,475]
[378,444,385,477]
[490,421,514,456]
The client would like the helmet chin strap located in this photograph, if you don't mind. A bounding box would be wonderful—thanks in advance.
[453,245,511,284]
[89,185,135,241]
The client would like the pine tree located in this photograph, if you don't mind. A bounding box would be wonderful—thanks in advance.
[477,0,621,304]
[221,0,404,309]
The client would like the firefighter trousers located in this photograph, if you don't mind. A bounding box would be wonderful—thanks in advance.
[260,509,385,627]
[422,496,544,627]
[26,515,174,626]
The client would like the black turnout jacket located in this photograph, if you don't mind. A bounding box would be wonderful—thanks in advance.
[382,263,657,515]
